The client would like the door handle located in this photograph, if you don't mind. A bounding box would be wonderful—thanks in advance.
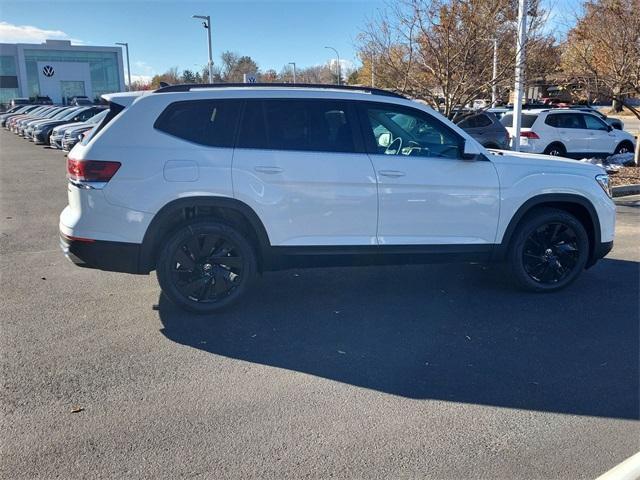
[254,166,283,174]
[378,170,406,178]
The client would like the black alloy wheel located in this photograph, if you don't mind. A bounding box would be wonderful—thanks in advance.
[157,221,257,313]
[522,222,580,285]
[508,208,589,292]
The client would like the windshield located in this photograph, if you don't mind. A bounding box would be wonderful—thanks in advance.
[60,108,86,120]
[87,110,107,124]
[50,108,76,120]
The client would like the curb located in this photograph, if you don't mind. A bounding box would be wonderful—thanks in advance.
[612,184,640,197]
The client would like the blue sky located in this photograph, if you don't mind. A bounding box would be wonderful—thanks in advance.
[0,0,582,83]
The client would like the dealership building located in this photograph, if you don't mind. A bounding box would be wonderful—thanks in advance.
[0,39,125,105]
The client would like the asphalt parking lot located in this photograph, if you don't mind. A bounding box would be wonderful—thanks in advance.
[1,130,638,479]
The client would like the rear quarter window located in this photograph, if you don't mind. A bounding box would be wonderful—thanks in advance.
[154,100,241,147]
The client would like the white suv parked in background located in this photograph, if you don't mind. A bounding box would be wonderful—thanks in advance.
[501,109,635,158]
[60,84,616,313]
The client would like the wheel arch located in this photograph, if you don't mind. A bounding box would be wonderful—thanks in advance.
[543,141,566,155]
[494,193,601,266]
[138,196,271,273]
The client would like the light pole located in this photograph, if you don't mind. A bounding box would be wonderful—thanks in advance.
[491,38,498,107]
[288,62,297,83]
[324,46,341,85]
[512,0,528,152]
[115,42,131,91]
[192,14,213,83]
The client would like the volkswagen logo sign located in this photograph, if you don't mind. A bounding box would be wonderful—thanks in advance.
[42,65,55,77]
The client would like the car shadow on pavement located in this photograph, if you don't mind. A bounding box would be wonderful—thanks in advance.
[157,259,639,419]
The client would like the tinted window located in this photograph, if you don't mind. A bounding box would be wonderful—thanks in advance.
[238,99,356,153]
[583,114,608,131]
[500,113,538,128]
[458,114,493,129]
[545,114,559,127]
[554,113,585,129]
[155,100,241,147]
[362,104,462,159]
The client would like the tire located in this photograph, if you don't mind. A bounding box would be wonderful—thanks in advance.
[507,208,589,292]
[543,143,566,157]
[156,220,257,314]
[614,141,634,155]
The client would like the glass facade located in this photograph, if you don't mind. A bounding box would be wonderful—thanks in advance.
[0,55,20,104]
[23,49,120,101]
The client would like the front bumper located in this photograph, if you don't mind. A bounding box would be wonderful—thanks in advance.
[60,232,142,274]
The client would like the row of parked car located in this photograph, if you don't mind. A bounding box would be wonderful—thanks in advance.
[426,104,634,159]
[0,103,106,151]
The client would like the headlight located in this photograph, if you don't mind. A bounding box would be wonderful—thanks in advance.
[596,174,612,198]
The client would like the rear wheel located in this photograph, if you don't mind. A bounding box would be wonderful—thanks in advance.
[157,221,257,313]
[543,143,566,157]
[508,208,589,292]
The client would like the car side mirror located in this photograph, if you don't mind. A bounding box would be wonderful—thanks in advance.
[462,140,483,160]
[607,125,613,132]
[378,132,391,148]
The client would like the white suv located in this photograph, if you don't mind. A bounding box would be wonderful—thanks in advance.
[501,109,636,158]
[60,84,616,313]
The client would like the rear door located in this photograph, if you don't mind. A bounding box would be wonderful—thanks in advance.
[232,98,378,246]
[552,112,588,155]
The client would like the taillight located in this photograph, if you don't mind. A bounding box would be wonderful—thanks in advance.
[67,157,121,182]
[520,131,540,139]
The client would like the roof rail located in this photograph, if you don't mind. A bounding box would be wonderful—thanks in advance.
[152,82,407,99]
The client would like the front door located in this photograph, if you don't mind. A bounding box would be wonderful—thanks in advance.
[582,113,618,155]
[232,98,378,246]
[358,102,500,246]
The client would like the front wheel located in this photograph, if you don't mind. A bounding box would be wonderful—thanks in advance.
[157,221,257,313]
[614,141,634,155]
[508,208,589,292]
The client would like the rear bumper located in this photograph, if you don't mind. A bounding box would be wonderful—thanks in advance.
[60,232,143,274]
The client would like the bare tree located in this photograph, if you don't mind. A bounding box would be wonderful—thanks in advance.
[562,0,640,119]
[356,0,555,118]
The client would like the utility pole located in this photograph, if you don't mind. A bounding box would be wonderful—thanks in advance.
[491,38,498,107]
[192,15,214,83]
[512,0,528,152]
[289,62,297,83]
[325,46,341,85]
[115,42,131,91]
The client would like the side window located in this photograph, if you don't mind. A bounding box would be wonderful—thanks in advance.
[555,113,585,129]
[456,115,477,129]
[154,100,241,147]
[260,99,356,153]
[474,114,493,128]
[237,100,268,149]
[583,114,609,131]
[545,114,559,127]
[361,104,462,159]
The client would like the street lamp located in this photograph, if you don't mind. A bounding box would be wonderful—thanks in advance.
[324,46,341,85]
[288,62,297,84]
[491,38,498,107]
[115,42,131,91]
[512,0,529,152]
[192,14,214,83]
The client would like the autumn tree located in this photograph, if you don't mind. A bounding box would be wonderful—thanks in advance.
[562,0,640,118]
[356,0,555,118]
